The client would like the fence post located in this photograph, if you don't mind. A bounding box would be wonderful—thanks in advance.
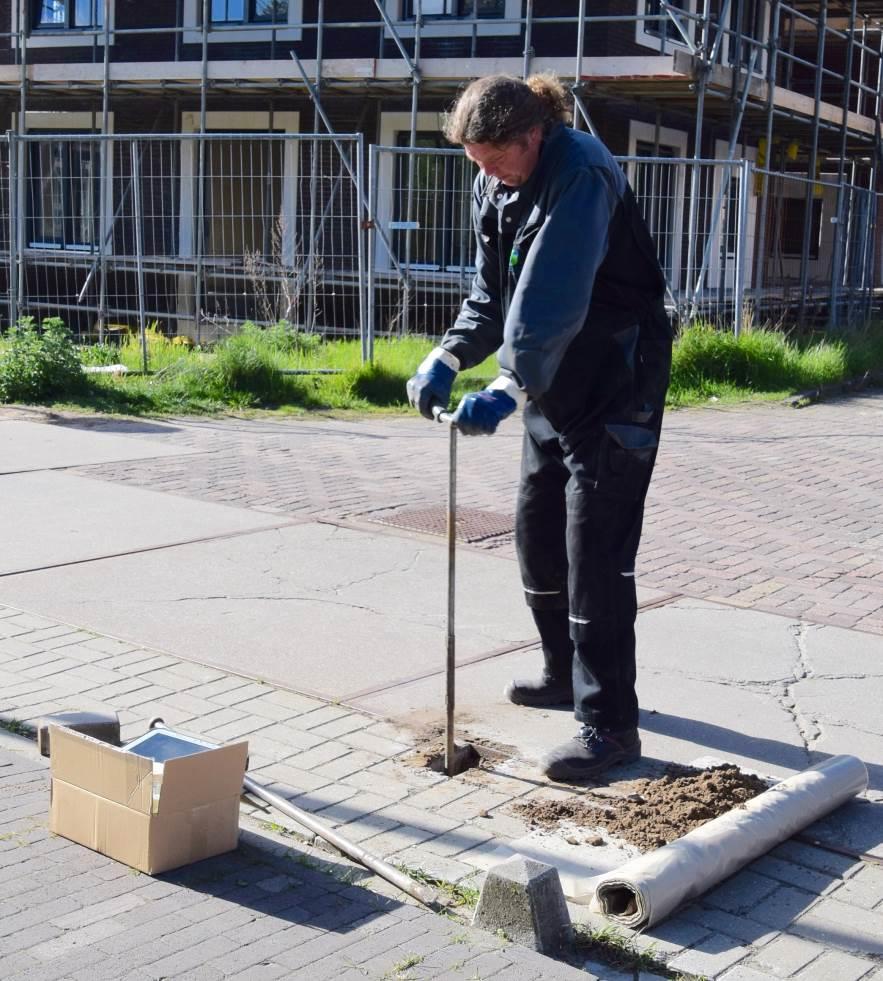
[130,139,148,373]
[365,143,378,364]
[734,158,750,336]
[7,132,17,328]
[355,133,369,364]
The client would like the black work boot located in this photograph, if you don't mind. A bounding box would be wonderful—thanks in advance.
[504,671,574,707]
[541,726,641,782]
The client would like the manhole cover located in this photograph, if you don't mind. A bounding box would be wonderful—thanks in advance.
[367,504,514,543]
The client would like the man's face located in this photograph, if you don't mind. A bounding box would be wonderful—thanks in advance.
[463,126,542,188]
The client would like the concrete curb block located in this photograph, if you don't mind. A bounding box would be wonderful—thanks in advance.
[472,854,572,954]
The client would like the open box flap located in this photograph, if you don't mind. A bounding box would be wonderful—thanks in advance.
[156,741,248,814]
[49,724,153,815]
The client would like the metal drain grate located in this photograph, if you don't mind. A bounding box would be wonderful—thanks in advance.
[368,504,514,543]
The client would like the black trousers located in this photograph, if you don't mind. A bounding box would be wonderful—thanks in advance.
[515,401,661,731]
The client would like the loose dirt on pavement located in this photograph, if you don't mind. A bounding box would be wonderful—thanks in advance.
[513,764,770,850]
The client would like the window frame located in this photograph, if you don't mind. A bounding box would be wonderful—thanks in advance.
[178,110,300,265]
[376,111,476,277]
[708,138,758,290]
[183,0,302,43]
[17,111,115,254]
[12,0,114,49]
[32,0,103,30]
[383,0,518,38]
[402,0,504,19]
[635,0,696,55]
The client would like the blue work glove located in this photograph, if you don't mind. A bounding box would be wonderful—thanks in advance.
[406,347,460,420]
[451,377,526,436]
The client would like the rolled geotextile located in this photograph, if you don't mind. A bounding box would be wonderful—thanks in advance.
[592,755,868,929]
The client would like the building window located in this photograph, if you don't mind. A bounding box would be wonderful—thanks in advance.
[781,198,822,260]
[391,132,473,272]
[26,137,100,251]
[386,0,517,37]
[210,0,287,24]
[637,0,694,52]
[183,0,301,42]
[403,0,503,18]
[643,0,686,42]
[33,0,102,29]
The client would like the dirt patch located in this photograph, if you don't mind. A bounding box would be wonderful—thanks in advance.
[402,723,517,774]
[513,763,770,850]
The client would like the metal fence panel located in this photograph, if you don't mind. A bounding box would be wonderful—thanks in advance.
[369,146,880,341]
[1,136,879,356]
[4,132,365,346]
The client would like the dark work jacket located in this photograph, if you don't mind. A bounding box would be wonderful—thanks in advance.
[440,123,672,446]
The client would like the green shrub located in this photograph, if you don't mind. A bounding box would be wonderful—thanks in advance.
[0,316,84,403]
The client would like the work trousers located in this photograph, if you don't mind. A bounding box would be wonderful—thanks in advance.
[515,401,661,732]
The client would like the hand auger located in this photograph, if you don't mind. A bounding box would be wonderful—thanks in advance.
[431,407,475,777]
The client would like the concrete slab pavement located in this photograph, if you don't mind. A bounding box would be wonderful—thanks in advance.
[0,520,538,697]
[0,418,200,473]
[0,471,294,576]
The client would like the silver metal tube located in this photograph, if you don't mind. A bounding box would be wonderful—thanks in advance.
[355,133,368,363]
[7,133,17,327]
[798,0,826,323]
[445,417,457,777]
[522,0,534,80]
[573,0,587,130]
[14,137,25,323]
[131,140,148,373]
[146,718,438,908]
[828,0,857,329]
[17,0,26,136]
[753,0,781,304]
[98,0,111,343]
[242,774,438,907]
[305,0,325,334]
[288,52,404,287]
[685,0,712,321]
[734,158,750,335]
[402,0,422,337]
[366,143,378,363]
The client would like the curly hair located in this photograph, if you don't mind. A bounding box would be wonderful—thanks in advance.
[441,73,572,146]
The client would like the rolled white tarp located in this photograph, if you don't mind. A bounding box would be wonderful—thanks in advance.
[592,754,868,929]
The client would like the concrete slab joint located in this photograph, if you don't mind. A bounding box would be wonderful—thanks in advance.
[472,854,572,955]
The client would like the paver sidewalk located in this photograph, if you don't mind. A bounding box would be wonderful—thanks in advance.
[3,602,883,981]
[0,734,588,981]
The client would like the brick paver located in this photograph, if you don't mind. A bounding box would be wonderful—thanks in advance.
[71,395,883,634]
[0,742,591,981]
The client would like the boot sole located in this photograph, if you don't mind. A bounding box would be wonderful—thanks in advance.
[542,741,642,782]
[504,684,574,707]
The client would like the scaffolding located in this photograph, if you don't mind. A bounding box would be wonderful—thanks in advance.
[2,2,882,335]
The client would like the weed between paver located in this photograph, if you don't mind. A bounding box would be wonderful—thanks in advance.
[398,865,481,909]
[572,922,709,980]
[0,717,33,736]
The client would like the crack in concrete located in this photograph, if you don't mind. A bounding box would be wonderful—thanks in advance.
[778,622,821,755]
[169,594,385,616]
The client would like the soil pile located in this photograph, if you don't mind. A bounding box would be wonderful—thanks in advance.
[514,764,770,850]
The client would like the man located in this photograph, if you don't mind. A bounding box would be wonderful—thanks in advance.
[406,74,672,782]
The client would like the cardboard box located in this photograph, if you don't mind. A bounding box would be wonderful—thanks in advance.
[49,724,248,875]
